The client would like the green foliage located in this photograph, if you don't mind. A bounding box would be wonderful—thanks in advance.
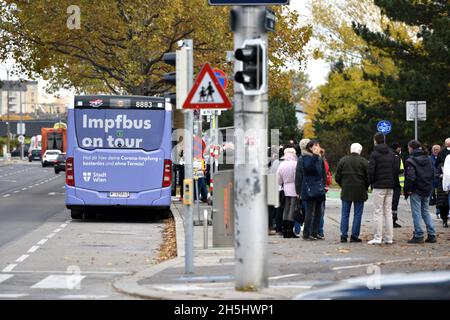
[269,94,302,144]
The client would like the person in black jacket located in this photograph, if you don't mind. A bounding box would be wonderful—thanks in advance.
[296,140,327,240]
[367,133,400,245]
[404,140,437,244]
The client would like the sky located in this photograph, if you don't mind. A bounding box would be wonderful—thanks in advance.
[0,1,329,97]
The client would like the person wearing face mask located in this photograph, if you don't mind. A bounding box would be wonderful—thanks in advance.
[437,138,450,167]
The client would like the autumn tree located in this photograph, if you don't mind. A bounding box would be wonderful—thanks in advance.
[0,0,311,97]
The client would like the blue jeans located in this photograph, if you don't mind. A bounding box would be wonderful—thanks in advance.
[340,201,364,238]
[194,177,208,201]
[319,201,325,236]
[410,193,436,238]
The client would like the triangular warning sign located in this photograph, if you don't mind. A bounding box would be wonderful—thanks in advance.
[183,63,232,110]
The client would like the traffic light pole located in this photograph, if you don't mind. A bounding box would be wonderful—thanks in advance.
[183,39,195,274]
[233,6,269,291]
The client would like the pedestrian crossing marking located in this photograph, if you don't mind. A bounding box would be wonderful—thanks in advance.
[31,275,86,290]
[0,293,28,298]
[0,274,14,285]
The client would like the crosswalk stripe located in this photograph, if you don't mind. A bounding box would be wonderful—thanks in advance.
[31,275,86,290]
[0,293,28,298]
[2,264,17,273]
[0,274,14,285]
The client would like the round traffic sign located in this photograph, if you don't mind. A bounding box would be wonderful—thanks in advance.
[18,135,25,143]
[377,120,392,135]
[213,68,228,90]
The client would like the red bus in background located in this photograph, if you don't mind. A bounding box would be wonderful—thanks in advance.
[41,127,67,156]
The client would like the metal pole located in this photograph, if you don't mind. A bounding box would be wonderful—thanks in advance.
[414,101,418,141]
[233,6,269,291]
[203,209,208,249]
[20,89,24,160]
[183,39,194,274]
[6,70,10,155]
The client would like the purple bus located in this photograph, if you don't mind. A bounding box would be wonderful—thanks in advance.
[65,95,172,219]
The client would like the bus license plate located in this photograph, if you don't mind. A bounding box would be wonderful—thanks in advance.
[109,192,130,198]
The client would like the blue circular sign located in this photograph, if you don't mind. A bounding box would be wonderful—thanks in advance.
[377,120,392,134]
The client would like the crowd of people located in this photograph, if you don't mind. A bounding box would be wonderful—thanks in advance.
[272,135,450,245]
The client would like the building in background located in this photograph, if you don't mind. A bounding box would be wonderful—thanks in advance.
[0,80,38,116]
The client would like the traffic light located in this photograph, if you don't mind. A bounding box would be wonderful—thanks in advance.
[162,48,189,109]
[234,39,267,96]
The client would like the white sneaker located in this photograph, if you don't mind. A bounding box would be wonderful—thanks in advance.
[368,239,382,245]
[384,240,393,244]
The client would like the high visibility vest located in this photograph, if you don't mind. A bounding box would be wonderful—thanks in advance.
[399,158,405,188]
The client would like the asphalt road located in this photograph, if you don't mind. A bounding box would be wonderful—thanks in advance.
[0,161,166,300]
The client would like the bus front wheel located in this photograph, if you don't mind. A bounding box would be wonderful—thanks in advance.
[71,209,83,220]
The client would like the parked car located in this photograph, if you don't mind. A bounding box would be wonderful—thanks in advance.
[42,150,62,167]
[28,149,42,162]
[54,153,66,174]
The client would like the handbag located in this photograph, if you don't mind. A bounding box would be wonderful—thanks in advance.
[293,198,304,224]
[304,175,325,199]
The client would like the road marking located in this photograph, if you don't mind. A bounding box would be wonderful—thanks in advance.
[28,186,33,188]
[37,239,48,245]
[21,188,27,191]
[0,293,29,298]
[0,274,14,284]
[53,228,62,233]
[61,295,109,300]
[48,192,56,196]
[2,264,17,273]
[13,190,19,193]
[9,270,129,275]
[60,224,68,228]
[46,233,56,239]
[16,255,29,263]
[332,258,412,271]
[31,275,86,289]
[3,194,10,198]
[28,246,40,253]
[269,273,302,280]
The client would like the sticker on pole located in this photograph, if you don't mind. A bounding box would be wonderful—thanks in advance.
[183,63,232,110]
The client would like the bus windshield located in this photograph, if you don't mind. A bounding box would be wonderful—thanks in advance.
[75,109,165,151]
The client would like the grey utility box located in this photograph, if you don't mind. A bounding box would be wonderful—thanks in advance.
[212,170,234,247]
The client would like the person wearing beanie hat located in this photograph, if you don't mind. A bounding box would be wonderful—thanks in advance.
[335,143,369,243]
[277,147,299,238]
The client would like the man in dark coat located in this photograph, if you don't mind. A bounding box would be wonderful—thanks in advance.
[335,143,369,243]
[404,140,437,244]
[367,133,400,245]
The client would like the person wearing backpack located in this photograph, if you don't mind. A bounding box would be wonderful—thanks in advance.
[297,140,327,240]
[404,140,437,244]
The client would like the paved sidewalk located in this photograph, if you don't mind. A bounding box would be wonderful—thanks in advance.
[114,191,450,300]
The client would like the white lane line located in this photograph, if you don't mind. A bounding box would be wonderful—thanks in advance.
[28,186,33,188]
[60,224,68,228]
[46,233,56,239]
[48,192,56,196]
[31,275,86,289]
[0,274,14,284]
[16,255,30,263]
[0,293,29,299]
[2,264,17,273]
[10,270,129,275]
[21,188,27,191]
[37,239,48,245]
[269,273,302,281]
[28,246,40,253]
[13,190,19,193]
[3,194,10,198]
[61,295,108,300]
[53,228,62,233]
[332,258,412,271]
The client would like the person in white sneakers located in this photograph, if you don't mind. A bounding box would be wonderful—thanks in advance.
[367,133,400,245]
